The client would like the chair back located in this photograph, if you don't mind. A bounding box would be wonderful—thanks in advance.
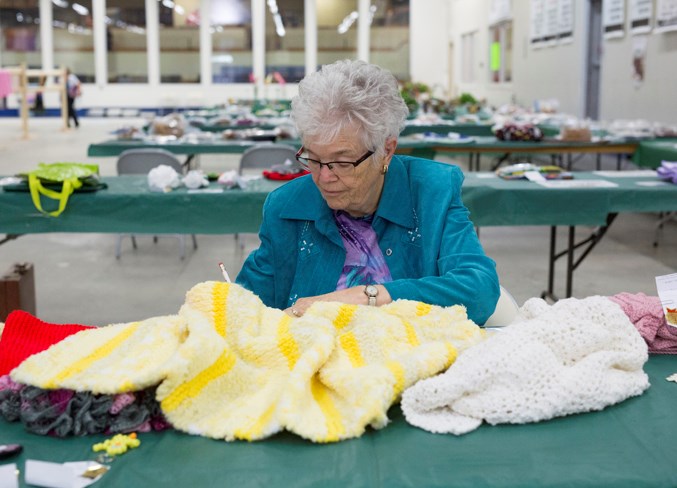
[238,143,298,175]
[483,285,520,327]
[116,148,184,175]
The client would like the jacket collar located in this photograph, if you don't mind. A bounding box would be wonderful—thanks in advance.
[279,155,415,229]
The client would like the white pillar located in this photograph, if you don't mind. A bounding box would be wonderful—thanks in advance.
[92,0,107,87]
[357,0,370,62]
[252,0,265,97]
[40,0,54,70]
[304,0,317,75]
[200,0,212,86]
[146,0,160,85]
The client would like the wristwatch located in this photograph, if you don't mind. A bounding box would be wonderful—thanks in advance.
[364,285,378,306]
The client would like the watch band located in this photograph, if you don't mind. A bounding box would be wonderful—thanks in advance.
[364,285,378,306]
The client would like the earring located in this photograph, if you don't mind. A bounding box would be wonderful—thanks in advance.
[382,165,389,174]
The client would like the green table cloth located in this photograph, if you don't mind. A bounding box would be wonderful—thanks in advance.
[2,173,677,235]
[632,139,677,169]
[1,355,675,487]
[400,123,495,137]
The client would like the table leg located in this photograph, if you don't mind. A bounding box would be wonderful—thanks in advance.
[541,214,617,301]
[566,226,575,298]
[0,234,22,247]
[541,226,558,302]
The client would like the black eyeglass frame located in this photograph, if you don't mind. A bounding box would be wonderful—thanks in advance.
[295,146,375,173]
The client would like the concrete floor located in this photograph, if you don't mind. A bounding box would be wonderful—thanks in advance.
[1,117,675,326]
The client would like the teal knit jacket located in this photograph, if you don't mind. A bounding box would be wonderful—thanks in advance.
[236,155,500,324]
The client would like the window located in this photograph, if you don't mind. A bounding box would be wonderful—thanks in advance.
[159,0,199,83]
[53,0,94,82]
[370,0,409,80]
[211,0,251,83]
[264,0,304,84]
[0,0,40,68]
[489,20,512,83]
[106,0,147,83]
[317,1,357,67]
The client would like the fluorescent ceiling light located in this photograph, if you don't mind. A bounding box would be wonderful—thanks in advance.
[267,0,285,37]
[72,3,89,15]
[52,0,68,8]
[338,5,377,34]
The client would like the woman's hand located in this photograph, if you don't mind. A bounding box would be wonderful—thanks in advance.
[286,285,391,317]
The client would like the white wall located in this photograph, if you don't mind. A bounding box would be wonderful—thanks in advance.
[600,30,677,125]
[409,0,450,95]
[419,0,677,124]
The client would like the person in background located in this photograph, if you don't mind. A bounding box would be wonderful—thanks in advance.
[66,68,81,128]
[236,59,499,325]
[33,75,46,114]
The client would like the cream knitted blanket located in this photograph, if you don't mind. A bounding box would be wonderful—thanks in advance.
[401,296,650,435]
[11,282,483,442]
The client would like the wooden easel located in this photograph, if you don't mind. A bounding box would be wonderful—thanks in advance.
[3,63,68,139]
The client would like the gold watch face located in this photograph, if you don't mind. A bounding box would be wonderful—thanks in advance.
[365,285,378,297]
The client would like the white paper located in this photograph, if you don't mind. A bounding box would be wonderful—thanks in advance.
[524,170,547,182]
[630,0,653,33]
[187,188,224,194]
[474,172,497,179]
[25,460,103,488]
[0,464,18,488]
[656,273,677,328]
[593,170,657,177]
[656,0,677,33]
[603,0,626,38]
[636,181,671,186]
[535,180,618,189]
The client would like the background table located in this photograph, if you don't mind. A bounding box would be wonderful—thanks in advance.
[87,137,639,171]
[1,355,675,487]
[2,172,676,296]
[632,139,677,169]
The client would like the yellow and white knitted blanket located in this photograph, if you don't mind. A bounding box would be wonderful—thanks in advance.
[11,282,483,442]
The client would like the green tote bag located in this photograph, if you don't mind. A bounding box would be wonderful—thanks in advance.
[24,162,101,217]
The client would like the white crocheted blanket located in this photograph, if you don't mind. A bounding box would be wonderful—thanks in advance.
[11,282,484,443]
[401,296,650,435]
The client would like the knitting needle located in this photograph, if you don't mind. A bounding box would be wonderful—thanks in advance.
[218,262,231,283]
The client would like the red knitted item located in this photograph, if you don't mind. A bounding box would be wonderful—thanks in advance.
[0,310,94,376]
[262,169,310,180]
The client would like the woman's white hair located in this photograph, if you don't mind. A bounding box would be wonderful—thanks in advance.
[291,59,409,162]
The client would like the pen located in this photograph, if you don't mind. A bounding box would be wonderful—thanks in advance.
[218,262,231,283]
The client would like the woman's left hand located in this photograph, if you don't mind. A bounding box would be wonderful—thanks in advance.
[286,285,391,317]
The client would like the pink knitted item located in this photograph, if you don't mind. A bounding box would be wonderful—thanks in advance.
[610,292,677,354]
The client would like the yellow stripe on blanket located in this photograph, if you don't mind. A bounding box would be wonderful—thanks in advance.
[234,404,277,441]
[277,314,300,370]
[310,374,345,442]
[44,322,140,389]
[403,321,420,347]
[161,349,237,413]
[211,282,230,338]
[333,304,357,330]
[416,302,432,316]
[386,360,406,402]
[339,331,365,368]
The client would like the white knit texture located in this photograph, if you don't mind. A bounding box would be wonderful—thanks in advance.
[401,296,650,435]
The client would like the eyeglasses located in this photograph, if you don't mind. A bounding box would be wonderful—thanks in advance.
[295,146,374,177]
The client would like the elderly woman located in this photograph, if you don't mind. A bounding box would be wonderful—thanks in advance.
[236,60,499,324]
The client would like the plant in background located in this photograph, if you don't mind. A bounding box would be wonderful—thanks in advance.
[458,92,478,105]
[400,81,431,114]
